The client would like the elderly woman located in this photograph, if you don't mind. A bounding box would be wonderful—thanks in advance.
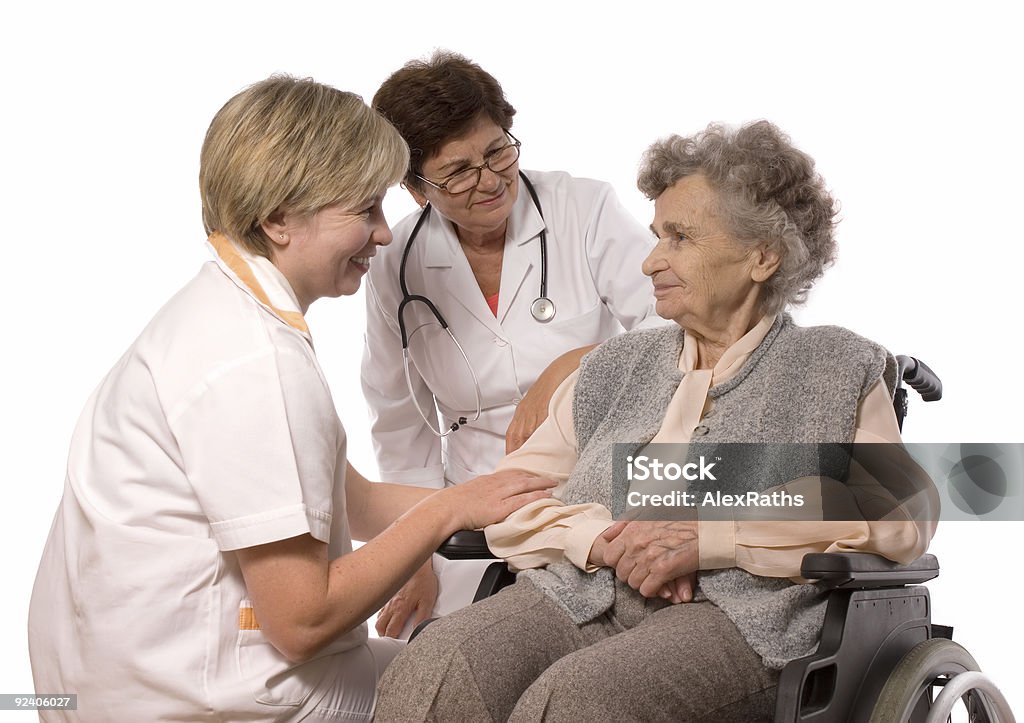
[374,121,938,722]
[27,76,553,723]
[363,51,666,637]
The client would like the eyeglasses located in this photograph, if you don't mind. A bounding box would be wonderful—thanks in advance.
[415,132,521,195]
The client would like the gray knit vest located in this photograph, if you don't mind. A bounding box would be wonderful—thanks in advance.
[520,314,896,669]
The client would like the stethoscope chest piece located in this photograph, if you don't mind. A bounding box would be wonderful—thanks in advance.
[530,296,556,322]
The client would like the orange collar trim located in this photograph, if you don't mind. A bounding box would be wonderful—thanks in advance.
[208,232,309,334]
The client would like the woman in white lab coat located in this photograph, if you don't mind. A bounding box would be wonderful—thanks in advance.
[363,51,664,636]
[28,76,553,723]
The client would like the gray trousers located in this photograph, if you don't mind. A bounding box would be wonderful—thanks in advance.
[374,578,779,722]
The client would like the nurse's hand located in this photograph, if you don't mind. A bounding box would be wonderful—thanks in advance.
[445,469,557,530]
[376,560,437,638]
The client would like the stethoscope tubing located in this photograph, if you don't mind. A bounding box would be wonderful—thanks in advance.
[395,171,551,436]
[518,171,548,302]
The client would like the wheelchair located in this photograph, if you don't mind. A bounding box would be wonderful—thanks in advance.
[420,357,1016,722]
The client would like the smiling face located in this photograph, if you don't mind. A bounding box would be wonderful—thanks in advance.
[410,116,520,243]
[642,174,778,337]
[264,196,392,312]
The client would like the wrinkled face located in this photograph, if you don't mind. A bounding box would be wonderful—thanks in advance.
[642,174,766,330]
[413,116,519,238]
[276,196,391,310]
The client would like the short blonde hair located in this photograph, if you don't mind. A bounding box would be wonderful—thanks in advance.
[200,75,409,257]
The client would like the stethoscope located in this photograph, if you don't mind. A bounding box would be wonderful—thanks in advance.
[397,171,553,436]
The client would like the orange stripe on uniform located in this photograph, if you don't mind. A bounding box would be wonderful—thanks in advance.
[208,232,310,334]
[239,605,261,631]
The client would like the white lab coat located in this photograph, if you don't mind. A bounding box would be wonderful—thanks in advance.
[362,170,663,489]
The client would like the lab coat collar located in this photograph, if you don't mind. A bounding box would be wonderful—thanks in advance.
[422,210,459,269]
[421,171,547,267]
[419,172,547,329]
[419,216,502,334]
[206,232,312,340]
[497,174,546,322]
[506,171,547,248]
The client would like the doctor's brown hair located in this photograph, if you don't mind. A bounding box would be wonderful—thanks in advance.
[373,50,516,190]
[200,75,409,258]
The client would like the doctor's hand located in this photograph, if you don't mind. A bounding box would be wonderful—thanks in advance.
[443,469,557,531]
[376,559,438,638]
[601,520,700,599]
[505,385,550,454]
[505,344,597,454]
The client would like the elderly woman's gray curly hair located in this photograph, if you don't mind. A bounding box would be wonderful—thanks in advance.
[638,121,838,316]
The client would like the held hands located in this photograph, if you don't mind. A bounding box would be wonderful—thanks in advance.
[445,469,556,531]
[598,520,700,601]
[658,572,698,605]
[375,560,438,638]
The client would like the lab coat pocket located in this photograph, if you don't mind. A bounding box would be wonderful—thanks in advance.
[236,600,317,708]
[537,303,609,350]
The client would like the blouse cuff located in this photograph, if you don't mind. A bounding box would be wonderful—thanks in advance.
[698,520,738,569]
[565,515,615,571]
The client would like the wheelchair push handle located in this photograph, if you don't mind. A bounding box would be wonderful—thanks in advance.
[896,355,942,402]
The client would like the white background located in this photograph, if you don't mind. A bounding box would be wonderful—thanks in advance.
[3,0,1022,717]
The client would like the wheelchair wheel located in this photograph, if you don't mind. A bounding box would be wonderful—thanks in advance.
[868,638,982,723]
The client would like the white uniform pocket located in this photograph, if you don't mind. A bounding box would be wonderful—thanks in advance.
[235,600,317,708]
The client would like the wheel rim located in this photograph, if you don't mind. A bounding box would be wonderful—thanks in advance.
[869,639,980,723]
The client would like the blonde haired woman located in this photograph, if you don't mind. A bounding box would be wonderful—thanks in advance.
[28,76,551,722]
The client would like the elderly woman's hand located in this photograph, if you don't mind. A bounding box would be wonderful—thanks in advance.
[659,573,697,604]
[601,520,700,599]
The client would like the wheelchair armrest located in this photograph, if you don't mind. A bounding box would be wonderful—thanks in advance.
[440,539,940,586]
[801,552,939,588]
[437,530,497,560]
